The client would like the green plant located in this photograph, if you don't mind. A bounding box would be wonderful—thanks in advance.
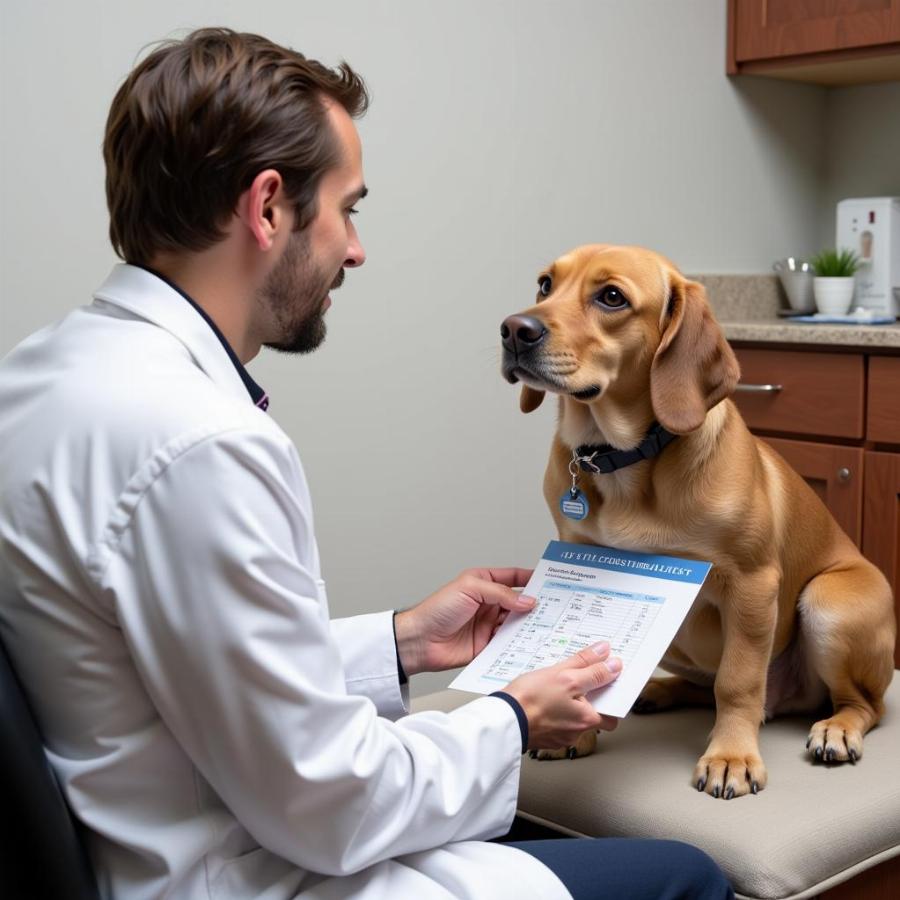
[810,248,860,277]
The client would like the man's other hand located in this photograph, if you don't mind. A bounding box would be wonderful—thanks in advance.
[504,643,621,750]
[394,568,535,675]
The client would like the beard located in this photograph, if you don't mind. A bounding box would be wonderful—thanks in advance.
[259,231,344,355]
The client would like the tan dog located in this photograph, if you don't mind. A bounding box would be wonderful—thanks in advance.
[500,244,895,799]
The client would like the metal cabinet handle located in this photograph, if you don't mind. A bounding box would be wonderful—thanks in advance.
[735,383,783,393]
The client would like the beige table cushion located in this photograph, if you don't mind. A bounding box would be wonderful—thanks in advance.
[413,674,900,900]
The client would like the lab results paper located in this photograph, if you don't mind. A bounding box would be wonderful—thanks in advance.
[451,541,712,717]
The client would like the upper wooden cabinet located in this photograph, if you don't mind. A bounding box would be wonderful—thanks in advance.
[727,0,900,85]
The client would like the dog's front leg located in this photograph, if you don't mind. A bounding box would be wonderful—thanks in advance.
[695,567,779,800]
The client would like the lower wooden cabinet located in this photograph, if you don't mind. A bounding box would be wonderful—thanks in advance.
[761,437,864,547]
[864,452,900,668]
[732,345,900,665]
[867,357,900,443]
[735,349,865,438]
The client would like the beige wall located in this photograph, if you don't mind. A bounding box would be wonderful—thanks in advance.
[1,1,898,695]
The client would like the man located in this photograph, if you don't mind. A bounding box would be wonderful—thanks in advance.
[0,28,733,899]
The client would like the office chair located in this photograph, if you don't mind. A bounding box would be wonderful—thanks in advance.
[0,633,101,899]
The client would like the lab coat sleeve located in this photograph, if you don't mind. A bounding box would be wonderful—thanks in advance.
[329,612,409,721]
[93,427,522,877]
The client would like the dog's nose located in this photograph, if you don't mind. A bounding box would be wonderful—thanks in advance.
[500,315,547,353]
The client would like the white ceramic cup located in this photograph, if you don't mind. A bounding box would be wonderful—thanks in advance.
[813,277,855,316]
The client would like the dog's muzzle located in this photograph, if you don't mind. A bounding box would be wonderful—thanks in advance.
[500,314,547,383]
[501,314,546,354]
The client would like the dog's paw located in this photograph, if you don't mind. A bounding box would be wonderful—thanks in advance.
[806,717,863,764]
[529,730,597,761]
[530,747,574,761]
[632,677,679,714]
[693,749,767,799]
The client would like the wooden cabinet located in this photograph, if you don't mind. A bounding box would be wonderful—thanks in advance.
[734,348,865,439]
[761,436,864,543]
[727,0,900,85]
[864,451,900,612]
[732,345,900,664]
[863,357,900,653]
[868,356,900,441]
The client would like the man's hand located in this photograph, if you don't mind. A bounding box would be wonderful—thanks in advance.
[504,643,621,750]
[394,567,535,676]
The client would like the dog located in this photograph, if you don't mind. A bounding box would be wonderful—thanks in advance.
[500,243,896,799]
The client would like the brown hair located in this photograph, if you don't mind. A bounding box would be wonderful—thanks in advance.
[103,28,369,264]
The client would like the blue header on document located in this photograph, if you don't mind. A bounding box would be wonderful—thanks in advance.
[543,541,712,585]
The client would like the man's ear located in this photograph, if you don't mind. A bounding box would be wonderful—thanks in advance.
[239,169,287,252]
[650,278,740,434]
[520,385,545,413]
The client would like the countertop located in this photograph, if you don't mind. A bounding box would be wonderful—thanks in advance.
[694,274,900,351]
[719,317,900,349]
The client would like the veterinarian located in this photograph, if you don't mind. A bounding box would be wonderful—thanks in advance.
[0,28,734,900]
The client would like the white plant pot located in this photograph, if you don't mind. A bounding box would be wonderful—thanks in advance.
[813,277,855,315]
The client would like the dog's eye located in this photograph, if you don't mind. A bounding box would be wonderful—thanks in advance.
[595,286,629,310]
[538,275,552,298]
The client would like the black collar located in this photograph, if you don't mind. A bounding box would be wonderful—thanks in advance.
[574,422,678,474]
[134,264,270,412]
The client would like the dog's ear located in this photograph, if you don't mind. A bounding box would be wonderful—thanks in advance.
[520,385,545,413]
[650,278,740,434]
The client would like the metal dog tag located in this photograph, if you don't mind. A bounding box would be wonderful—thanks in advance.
[559,488,589,520]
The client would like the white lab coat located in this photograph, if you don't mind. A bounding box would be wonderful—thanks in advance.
[0,265,570,900]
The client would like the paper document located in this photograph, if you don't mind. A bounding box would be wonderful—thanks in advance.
[450,541,712,717]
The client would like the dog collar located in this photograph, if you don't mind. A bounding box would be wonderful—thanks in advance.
[574,422,678,474]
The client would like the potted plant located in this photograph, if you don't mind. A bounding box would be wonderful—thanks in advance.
[810,248,860,315]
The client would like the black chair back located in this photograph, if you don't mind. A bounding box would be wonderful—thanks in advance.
[0,633,101,899]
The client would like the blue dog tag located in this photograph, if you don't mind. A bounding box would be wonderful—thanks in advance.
[559,488,589,520]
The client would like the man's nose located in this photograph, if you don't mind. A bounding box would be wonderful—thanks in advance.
[500,315,546,354]
[345,222,366,268]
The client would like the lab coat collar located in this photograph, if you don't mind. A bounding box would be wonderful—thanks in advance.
[93,263,267,410]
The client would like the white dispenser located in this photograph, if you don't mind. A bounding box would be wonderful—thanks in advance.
[836,197,900,317]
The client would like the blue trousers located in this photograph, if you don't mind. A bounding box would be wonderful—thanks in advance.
[509,837,734,900]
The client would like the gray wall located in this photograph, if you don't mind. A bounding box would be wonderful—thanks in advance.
[2,1,898,695]
[819,81,900,248]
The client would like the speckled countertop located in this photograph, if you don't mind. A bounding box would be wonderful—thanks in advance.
[693,275,900,350]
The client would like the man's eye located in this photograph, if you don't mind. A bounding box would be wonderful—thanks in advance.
[595,286,629,310]
[346,207,359,216]
[538,275,552,297]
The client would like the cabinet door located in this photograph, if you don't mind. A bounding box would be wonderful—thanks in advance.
[863,451,900,665]
[761,437,864,546]
[733,0,900,63]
